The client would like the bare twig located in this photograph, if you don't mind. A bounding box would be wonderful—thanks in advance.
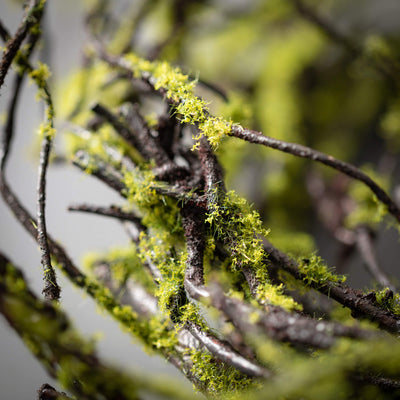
[37,384,71,400]
[288,0,400,87]
[230,125,400,224]
[68,203,145,228]
[355,227,395,291]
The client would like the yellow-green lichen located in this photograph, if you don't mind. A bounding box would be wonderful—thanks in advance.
[374,288,400,315]
[189,349,255,397]
[29,61,51,87]
[123,53,233,148]
[255,282,302,312]
[205,189,270,272]
[297,254,346,288]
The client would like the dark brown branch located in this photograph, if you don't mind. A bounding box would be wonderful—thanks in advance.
[230,125,400,224]
[264,240,400,333]
[0,7,60,300]
[37,384,71,400]
[72,150,127,194]
[91,102,147,160]
[0,0,43,90]
[68,203,145,228]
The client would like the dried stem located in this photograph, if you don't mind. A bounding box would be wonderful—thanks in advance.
[230,125,400,224]
[68,203,145,228]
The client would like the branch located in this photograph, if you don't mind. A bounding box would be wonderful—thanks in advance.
[264,240,400,333]
[187,322,271,379]
[0,0,44,90]
[230,125,400,224]
[288,0,400,87]
[37,384,71,400]
[0,254,197,400]
[68,203,145,228]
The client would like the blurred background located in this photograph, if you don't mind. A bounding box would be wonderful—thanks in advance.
[1,0,400,398]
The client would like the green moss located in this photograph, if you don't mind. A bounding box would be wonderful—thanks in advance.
[255,282,302,312]
[374,288,400,315]
[83,245,156,293]
[205,190,270,271]
[189,349,255,397]
[123,53,233,148]
[297,254,346,288]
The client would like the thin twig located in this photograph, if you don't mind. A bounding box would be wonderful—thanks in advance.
[230,125,400,224]
[355,227,395,291]
[0,0,43,90]
[288,0,400,87]
[68,203,145,228]
[264,239,400,333]
[187,322,271,378]
[37,384,71,400]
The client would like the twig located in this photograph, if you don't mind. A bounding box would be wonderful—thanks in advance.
[37,127,60,301]
[230,125,400,224]
[264,240,400,333]
[187,322,271,378]
[0,4,60,300]
[288,0,400,87]
[355,227,395,291]
[0,0,43,90]
[37,384,71,400]
[68,203,145,229]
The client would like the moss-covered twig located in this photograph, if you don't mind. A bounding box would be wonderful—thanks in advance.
[0,253,199,400]
[0,0,44,90]
[264,240,400,333]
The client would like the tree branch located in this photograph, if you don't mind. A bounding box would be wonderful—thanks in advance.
[230,125,400,224]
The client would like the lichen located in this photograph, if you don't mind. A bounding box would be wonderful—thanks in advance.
[123,53,233,148]
[374,288,400,315]
[188,349,255,397]
[297,254,346,288]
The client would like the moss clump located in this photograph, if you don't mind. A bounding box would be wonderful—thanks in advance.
[189,349,255,397]
[255,282,302,312]
[297,254,346,288]
[205,189,269,272]
[374,288,400,315]
[123,53,233,148]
